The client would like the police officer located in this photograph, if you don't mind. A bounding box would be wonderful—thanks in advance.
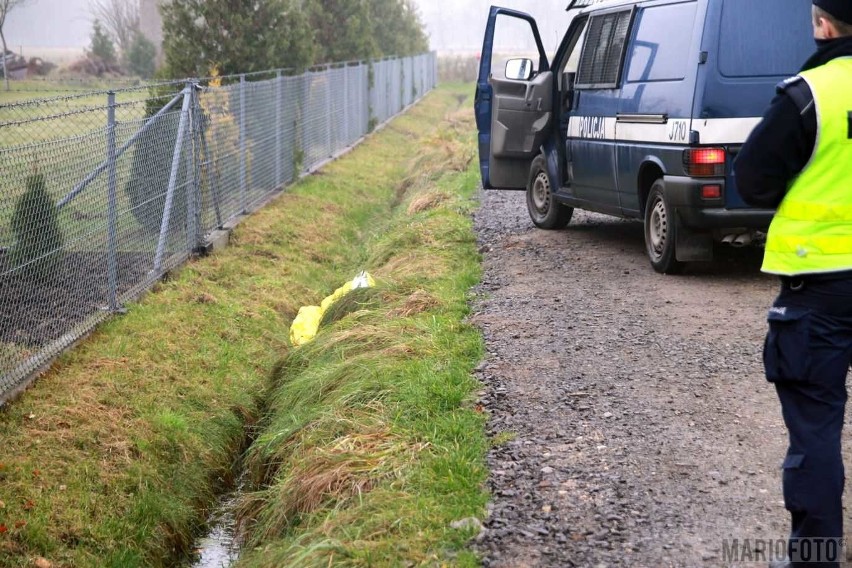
[734,1,852,567]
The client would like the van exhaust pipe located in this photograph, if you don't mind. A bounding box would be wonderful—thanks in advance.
[731,233,753,248]
[720,232,754,248]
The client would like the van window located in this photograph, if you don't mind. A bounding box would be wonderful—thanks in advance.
[490,15,545,77]
[719,0,813,78]
[626,2,697,83]
[576,9,634,89]
[564,19,590,75]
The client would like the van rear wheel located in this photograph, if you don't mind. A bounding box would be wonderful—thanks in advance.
[644,179,684,274]
[527,155,573,229]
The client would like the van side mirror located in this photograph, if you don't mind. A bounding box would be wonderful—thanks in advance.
[505,58,535,81]
[563,72,577,111]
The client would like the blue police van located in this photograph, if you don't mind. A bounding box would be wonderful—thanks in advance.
[474,0,815,273]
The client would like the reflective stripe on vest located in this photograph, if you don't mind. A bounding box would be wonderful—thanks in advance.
[762,57,852,276]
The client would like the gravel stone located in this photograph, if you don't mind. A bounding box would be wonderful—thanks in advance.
[451,517,485,532]
[466,190,849,566]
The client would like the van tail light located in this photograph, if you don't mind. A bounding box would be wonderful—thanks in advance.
[701,185,722,199]
[683,147,726,177]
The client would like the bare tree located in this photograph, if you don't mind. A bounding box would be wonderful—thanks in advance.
[0,0,29,91]
[90,0,140,57]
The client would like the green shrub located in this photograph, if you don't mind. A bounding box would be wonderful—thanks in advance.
[10,173,64,280]
[89,19,117,66]
[126,32,157,79]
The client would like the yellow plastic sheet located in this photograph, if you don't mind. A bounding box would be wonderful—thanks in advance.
[289,271,375,346]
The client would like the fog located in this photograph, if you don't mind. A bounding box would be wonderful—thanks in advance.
[4,0,90,49]
[417,1,576,55]
[4,0,574,56]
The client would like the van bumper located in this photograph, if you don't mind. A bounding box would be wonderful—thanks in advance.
[662,175,774,230]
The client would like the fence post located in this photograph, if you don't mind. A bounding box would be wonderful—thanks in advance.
[185,82,199,253]
[389,60,395,117]
[358,61,370,138]
[343,65,350,146]
[404,58,409,106]
[275,69,282,188]
[326,67,333,157]
[153,85,192,272]
[106,91,119,312]
[369,61,377,128]
[300,74,309,172]
[239,74,247,213]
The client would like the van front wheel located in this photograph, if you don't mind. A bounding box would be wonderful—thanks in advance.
[644,180,684,274]
[527,155,573,229]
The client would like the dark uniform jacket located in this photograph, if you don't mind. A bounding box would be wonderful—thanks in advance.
[734,37,852,208]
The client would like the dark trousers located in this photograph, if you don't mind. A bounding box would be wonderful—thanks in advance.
[765,276,852,567]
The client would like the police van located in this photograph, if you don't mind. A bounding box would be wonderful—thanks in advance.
[474,0,814,273]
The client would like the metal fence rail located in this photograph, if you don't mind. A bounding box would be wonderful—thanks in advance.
[0,52,438,402]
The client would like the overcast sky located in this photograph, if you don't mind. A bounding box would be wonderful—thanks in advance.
[5,0,573,55]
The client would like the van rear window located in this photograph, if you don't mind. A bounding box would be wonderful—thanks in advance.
[719,0,813,78]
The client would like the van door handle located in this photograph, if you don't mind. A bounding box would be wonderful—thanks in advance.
[524,87,543,111]
[525,98,543,111]
[524,85,534,105]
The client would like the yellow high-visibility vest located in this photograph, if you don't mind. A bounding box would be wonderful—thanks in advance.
[762,57,852,276]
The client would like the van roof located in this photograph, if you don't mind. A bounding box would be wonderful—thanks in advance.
[567,0,642,14]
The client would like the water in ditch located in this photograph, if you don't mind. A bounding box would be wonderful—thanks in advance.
[191,488,243,568]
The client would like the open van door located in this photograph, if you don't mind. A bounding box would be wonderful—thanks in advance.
[475,7,552,190]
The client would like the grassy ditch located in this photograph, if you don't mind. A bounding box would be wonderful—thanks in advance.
[0,82,487,567]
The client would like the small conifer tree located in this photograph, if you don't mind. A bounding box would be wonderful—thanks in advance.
[10,173,64,280]
[126,32,156,79]
[90,19,117,65]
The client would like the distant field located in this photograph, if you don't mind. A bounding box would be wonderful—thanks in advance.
[22,46,85,66]
[0,80,142,104]
[0,46,148,103]
[0,83,88,104]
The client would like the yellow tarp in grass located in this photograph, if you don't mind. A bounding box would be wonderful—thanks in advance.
[289,271,375,346]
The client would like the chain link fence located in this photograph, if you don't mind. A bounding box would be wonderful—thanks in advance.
[0,52,438,402]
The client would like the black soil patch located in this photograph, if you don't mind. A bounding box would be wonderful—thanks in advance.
[0,251,153,347]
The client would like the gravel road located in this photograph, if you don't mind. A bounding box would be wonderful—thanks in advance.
[470,190,852,567]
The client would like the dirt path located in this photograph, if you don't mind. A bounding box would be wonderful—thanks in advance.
[470,190,852,567]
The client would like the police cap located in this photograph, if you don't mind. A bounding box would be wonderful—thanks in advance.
[814,0,852,24]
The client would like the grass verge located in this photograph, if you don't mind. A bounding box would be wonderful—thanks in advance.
[0,81,487,567]
[233,86,487,567]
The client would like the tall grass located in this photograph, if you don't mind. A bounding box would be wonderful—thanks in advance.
[0,83,486,567]
[234,89,487,566]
